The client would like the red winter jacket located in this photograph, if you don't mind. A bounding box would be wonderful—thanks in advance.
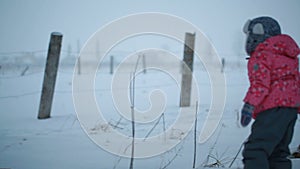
[244,34,300,119]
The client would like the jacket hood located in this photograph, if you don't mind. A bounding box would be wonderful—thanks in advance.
[255,34,300,58]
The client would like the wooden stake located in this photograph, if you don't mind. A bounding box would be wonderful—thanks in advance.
[38,32,63,119]
[77,40,81,75]
[110,55,114,74]
[221,58,225,73]
[180,32,195,107]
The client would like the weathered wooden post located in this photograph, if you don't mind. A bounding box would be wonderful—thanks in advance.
[38,32,63,119]
[77,39,81,75]
[180,32,195,107]
[221,58,225,73]
[110,55,114,74]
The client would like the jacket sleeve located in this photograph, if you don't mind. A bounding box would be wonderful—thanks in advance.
[299,71,300,114]
[243,52,271,106]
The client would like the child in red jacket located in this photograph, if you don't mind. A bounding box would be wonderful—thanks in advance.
[241,16,300,169]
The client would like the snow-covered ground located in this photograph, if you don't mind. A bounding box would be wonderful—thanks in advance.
[0,57,299,169]
[1,0,300,168]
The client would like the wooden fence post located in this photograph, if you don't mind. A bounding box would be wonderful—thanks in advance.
[77,40,81,75]
[180,32,195,107]
[37,32,63,119]
[110,55,114,74]
[221,58,225,73]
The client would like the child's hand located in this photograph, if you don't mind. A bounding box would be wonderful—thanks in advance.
[241,103,254,127]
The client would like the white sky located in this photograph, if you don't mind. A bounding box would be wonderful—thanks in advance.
[0,0,299,58]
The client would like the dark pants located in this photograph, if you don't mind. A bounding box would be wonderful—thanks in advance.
[243,107,298,169]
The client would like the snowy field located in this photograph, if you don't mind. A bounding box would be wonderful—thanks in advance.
[1,0,300,169]
[0,56,299,169]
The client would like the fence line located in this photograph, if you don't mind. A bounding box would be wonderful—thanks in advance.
[0,81,180,99]
[0,79,248,99]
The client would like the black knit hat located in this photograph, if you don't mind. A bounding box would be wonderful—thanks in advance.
[243,16,281,55]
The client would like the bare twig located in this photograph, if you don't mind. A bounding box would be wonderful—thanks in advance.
[229,139,247,168]
[108,121,124,129]
[21,65,29,76]
[113,156,122,169]
[160,143,184,169]
[113,117,123,129]
[129,54,142,169]
[203,155,225,168]
[162,112,166,141]
[193,101,198,168]
[129,72,136,169]
[143,113,163,140]
[203,123,224,166]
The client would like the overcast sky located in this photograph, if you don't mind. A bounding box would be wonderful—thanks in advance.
[0,0,299,59]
